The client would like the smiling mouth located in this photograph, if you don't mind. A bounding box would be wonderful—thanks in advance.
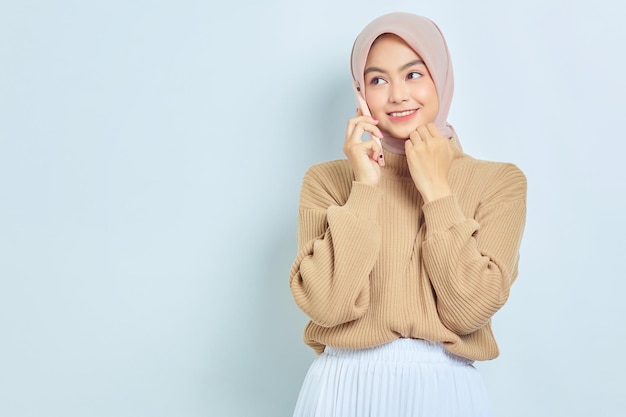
[388,109,417,117]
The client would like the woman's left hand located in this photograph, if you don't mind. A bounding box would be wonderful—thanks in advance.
[405,123,455,203]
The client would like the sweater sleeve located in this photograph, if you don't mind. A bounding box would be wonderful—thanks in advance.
[289,165,383,328]
[421,163,527,335]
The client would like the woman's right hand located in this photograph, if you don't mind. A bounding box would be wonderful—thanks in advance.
[343,110,385,186]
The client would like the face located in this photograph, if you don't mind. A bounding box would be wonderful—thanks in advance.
[363,34,439,139]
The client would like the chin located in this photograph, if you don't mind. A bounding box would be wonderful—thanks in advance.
[387,126,415,139]
[386,119,435,138]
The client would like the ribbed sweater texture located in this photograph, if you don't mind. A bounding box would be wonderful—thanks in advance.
[289,149,527,360]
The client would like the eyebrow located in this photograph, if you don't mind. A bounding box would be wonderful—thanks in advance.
[364,59,425,75]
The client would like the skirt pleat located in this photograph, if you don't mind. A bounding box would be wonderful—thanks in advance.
[292,338,493,417]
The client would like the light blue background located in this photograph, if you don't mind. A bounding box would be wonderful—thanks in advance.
[1,0,624,416]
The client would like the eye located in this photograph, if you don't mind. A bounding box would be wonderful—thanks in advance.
[369,76,388,86]
[407,71,423,80]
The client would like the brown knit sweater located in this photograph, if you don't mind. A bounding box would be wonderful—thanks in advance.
[289,148,527,360]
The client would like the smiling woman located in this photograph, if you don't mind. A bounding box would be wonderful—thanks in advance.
[288,12,527,417]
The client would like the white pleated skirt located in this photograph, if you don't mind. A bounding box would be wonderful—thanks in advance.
[292,338,493,417]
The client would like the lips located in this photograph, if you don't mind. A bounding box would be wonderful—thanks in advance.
[387,108,418,121]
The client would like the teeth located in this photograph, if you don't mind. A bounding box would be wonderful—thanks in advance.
[390,110,415,117]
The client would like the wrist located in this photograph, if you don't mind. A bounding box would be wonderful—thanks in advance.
[354,168,381,186]
[355,176,380,186]
[419,182,451,203]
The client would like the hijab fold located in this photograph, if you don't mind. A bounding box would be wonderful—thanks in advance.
[350,12,461,153]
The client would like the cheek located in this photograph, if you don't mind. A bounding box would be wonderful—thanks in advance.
[426,88,439,113]
[364,91,387,115]
[415,82,438,104]
[414,84,439,120]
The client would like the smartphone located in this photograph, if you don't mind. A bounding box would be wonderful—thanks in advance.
[352,81,372,117]
[352,82,384,166]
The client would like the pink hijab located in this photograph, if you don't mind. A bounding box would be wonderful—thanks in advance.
[351,12,461,152]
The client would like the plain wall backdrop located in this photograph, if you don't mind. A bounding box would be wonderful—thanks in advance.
[1,0,625,416]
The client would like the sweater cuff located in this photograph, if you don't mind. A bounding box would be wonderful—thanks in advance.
[342,181,383,220]
[422,194,466,237]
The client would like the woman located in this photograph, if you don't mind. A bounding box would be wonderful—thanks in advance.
[289,12,526,417]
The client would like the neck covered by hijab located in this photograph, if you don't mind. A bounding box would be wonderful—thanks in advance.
[350,12,461,153]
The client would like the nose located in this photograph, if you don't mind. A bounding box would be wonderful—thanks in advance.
[389,81,409,103]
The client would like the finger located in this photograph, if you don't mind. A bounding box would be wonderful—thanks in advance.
[409,127,427,145]
[346,116,374,140]
[347,115,378,133]
[371,135,385,166]
[346,118,357,139]
[348,121,382,145]
[366,136,385,166]
[408,129,421,143]
[405,138,413,153]
[426,122,442,138]
[354,131,383,156]
[351,115,378,124]
[416,125,431,141]
[352,129,383,159]
[347,131,379,154]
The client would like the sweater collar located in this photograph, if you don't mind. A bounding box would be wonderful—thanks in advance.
[381,148,411,179]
